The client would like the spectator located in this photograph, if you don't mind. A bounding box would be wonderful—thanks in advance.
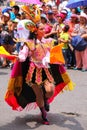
[45,13,65,44]
[52,6,59,19]
[58,24,70,67]
[12,5,20,17]
[83,7,87,15]
[47,10,56,25]
[0,19,15,68]
[71,13,87,71]
[40,13,52,34]
[1,12,10,25]
[65,14,79,68]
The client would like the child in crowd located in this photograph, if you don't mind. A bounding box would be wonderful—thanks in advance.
[58,24,70,67]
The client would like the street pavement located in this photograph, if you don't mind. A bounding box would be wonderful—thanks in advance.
[0,68,87,130]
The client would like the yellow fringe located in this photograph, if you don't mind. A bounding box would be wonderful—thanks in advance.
[7,76,23,96]
[61,72,76,91]
[64,80,76,91]
[61,72,70,84]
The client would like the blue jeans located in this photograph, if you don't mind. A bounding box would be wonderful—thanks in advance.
[62,49,68,66]
[16,42,21,53]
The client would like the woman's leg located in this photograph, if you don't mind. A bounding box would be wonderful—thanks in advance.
[75,50,82,69]
[82,48,87,70]
[44,80,54,99]
[31,84,49,124]
[43,80,54,112]
[32,84,44,107]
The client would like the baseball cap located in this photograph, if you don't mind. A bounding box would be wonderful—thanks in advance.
[2,7,12,14]
[48,10,53,14]
[41,14,47,19]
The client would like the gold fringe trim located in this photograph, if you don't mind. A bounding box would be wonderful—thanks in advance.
[61,72,70,84]
[35,68,42,85]
[61,72,76,91]
[5,90,14,99]
[7,76,23,96]
[26,63,35,84]
[64,80,76,91]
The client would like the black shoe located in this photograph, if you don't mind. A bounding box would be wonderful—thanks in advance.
[42,115,49,125]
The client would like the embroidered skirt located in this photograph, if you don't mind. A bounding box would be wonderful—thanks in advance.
[26,62,54,86]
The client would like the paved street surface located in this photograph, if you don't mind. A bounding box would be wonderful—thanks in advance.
[0,68,87,130]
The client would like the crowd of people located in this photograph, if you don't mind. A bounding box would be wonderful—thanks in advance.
[0,0,7,6]
[0,0,87,125]
[0,0,87,71]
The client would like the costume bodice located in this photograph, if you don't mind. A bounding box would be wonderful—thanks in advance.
[31,43,49,62]
[26,40,53,65]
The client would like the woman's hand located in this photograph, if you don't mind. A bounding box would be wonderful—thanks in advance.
[81,34,87,39]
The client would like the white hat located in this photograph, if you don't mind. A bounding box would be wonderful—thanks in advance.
[39,7,43,11]
[3,12,10,17]
[80,12,87,19]
[61,9,68,14]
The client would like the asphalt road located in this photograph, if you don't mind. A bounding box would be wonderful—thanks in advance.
[0,68,87,130]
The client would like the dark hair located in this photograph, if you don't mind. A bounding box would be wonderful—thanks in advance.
[41,17,47,23]
[29,32,36,39]
[41,3,45,7]
[63,25,70,32]
[47,4,52,10]
[16,13,21,18]
[12,5,20,12]
[71,8,80,15]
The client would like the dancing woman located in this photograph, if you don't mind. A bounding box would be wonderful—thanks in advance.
[3,5,75,125]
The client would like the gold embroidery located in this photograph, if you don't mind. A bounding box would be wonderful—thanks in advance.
[35,68,42,85]
[26,63,35,84]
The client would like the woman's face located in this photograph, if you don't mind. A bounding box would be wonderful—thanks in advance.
[57,16,63,24]
[71,17,77,23]
[7,21,14,31]
[41,17,47,24]
[71,8,76,14]
[83,7,87,15]
[36,25,45,40]
[80,17,86,24]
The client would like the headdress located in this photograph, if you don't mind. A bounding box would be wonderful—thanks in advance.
[21,5,41,23]
[24,20,37,32]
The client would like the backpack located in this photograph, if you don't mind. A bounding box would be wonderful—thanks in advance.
[71,35,87,51]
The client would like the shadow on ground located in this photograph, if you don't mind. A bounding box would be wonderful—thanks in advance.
[0,113,84,130]
[0,72,8,75]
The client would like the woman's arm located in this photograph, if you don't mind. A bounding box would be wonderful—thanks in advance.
[44,23,58,38]
[18,45,29,62]
[81,34,87,39]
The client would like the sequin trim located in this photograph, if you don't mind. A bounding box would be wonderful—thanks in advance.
[26,62,35,84]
